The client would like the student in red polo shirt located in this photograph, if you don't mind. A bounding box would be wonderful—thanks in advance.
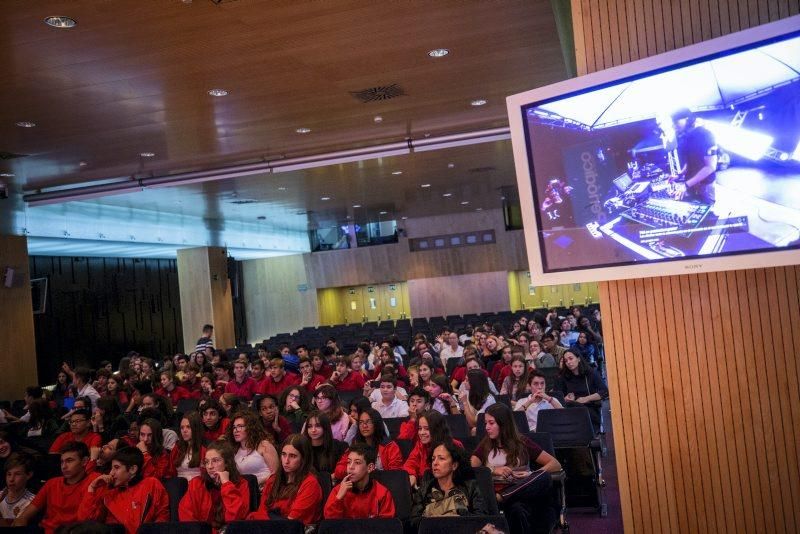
[249,434,322,525]
[260,358,300,397]
[298,358,326,393]
[78,447,170,534]
[156,371,192,406]
[13,442,99,533]
[312,351,334,379]
[324,442,396,519]
[330,355,366,392]
[225,361,258,401]
[249,360,269,393]
[49,409,102,453]
[200,398,230,442]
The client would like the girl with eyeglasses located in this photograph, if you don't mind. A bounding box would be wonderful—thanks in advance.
[248,434,322,526]
[278,386,311,427]
[178,441,250,533]
[332,408,402,482]
[227,410,279,488]
[311,384,350,442]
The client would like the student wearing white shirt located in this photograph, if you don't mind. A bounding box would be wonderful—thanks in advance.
[514,371,563,431]
[438,333,464,367]
[371,377,409,419]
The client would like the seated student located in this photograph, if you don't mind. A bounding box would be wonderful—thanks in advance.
[489,345,514,390]
[178,441,250,532]
[78,447,169,534]
[90,398,128,444]
[410,441,488,528]
[225,360,259,401]
[212,362,231,391]
[554,350,608,433]
[219,393,244,419]
[471,403,561,534]
[261,358,300,397]
[312,385,351,442]
[200,398,230,442]
[13,442,100,533]
[200,372,224,400]
[425,375,461,416]
[249,434,323,526]
[0,453,36,524]
[303,411,348,476]
[136,407,178,451]
[24,398,59,442]
[249,359,269,392]
[49,409,103,453]
[397,388,431,440]
[500,355,532,407]
[156,371,193,406]
[87,438,120,474]
[324,442,396,519]
[279,386,312,427]
[298,358,326,394]
[459,369,497,435]
[514,371,563,431]
[371,376,409,419]
[227,410,279,487]
[312,351,334,380]
[257,395,292,444]
[403,410,463,488]
[137,418,174,478]
[333,408,403,481]
[330,355,366,392]
[170,412,206,481]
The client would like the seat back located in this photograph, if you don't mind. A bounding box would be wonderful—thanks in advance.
[494,394,512,408]
[383,417,408,439]
[225,520,305,534]
[138,522,211,534]
[395,439,415,460]
[371,470,412,520]
[176,398,199,416]
[162,477,188,522]
[524,431,556,456]
[472,466,500,515]
[443,414,469,440]
[537,407,595,447]
[318,518,403,534]
[242,474,260,511]
[475,411,529,440]
[317,471,333,507]
[417,515,509,534]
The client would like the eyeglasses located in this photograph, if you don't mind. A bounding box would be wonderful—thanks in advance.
[231,424,246,431]
[288,394,300,400]
[315,395,330,400]
[203,457,224,467]
[69,419,88,425]
[358,420,374,426]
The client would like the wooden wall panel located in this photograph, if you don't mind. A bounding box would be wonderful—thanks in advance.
[576,3,800,531]
[407,271,510,319]
[176,247,235,353]
[29,255,182,380]
[0,236,37,400]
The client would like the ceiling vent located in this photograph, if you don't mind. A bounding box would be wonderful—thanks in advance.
[0,151,28,160]
[350,84,406,103]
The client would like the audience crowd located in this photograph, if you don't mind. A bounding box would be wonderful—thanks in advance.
[0,307,607,534]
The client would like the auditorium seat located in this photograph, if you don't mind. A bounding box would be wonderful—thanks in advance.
[417,515,509,534]
[242,474,260,512]
[472,466,500,515]
[525,431,568,532]
[371,470,412,521]
[318,519,402,534]
[225,520,304,534]
[163,477,188,521]
[139,522,211,534]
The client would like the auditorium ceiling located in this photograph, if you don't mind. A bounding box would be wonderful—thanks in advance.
[0,0,568,258]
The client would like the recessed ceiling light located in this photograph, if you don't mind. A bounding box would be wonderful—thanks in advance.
[476,208,483,211]
[15,121,36,128]
[321,196,330,201]
[443,193,452,197]
[44,16,77,28]
[79,161,88,167]
[447,163,455,168]
[379,211,388,215]
[296,127,311,134]
[208,89,228,97]
[461,201,469,205]
[277,187,286,191]
[374,116,383,123]
[421,184,431,188]
[140,152,155,158]
[428,48,449,58]
[0,173,14,177]
[391,170,403,175]
[352,204,361,208]
[401,216,408,220]
[470,99,487,106]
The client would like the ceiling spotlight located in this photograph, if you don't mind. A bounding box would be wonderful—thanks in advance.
[321,196,330,201]
[140,152,155,157]
[352,204,361,208]
[44,16,77,28]
[470,99,487,106]
[428,48,449,58]
[277,187,286,191]
[421,184,431,188]
[443,193,452,197]
[208,89,228,97]
[401,216,408,220]
[476,207,483,211]
[296,127,311,134]
[461,201,469,205]
[379,211,388,215]
[79,161,88,167]
[0,173,14,177]
[391,170,403,175]
[447,163,455,168]
[15,121,36,128]
[374,116,383,123]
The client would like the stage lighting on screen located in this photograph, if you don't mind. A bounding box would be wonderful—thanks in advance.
[793,139,800,161]
[702,120,774,161]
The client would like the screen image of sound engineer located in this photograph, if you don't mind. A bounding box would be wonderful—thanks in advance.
[540,177,575,225]
[668,107,718,204]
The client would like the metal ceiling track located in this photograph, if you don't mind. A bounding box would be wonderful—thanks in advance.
[23,127,511,207]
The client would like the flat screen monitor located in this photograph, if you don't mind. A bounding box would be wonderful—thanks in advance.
[507,15,800,284]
